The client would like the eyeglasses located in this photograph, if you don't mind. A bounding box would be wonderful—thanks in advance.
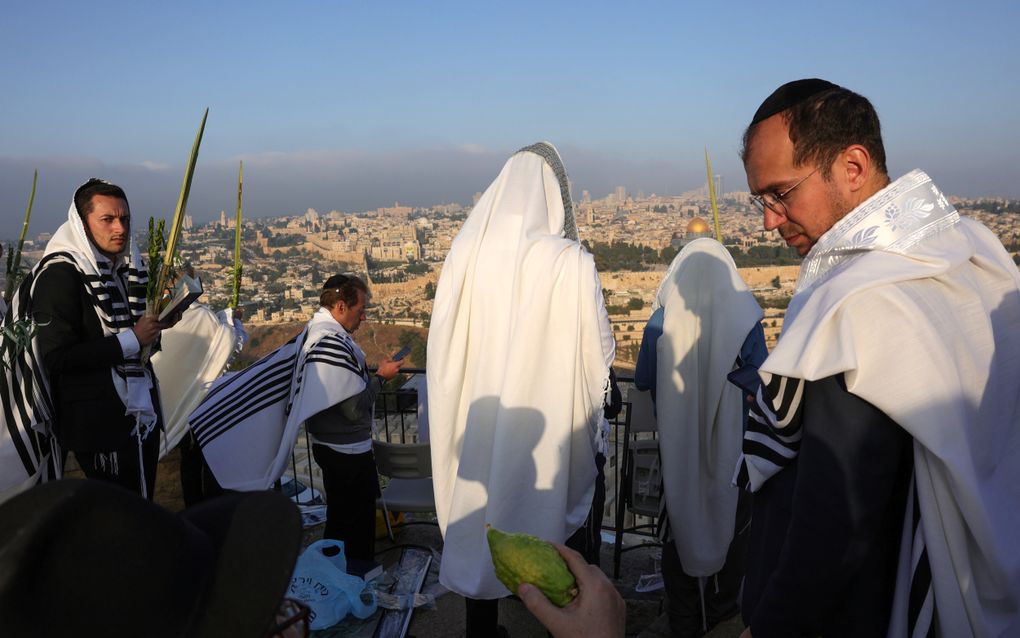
[265,597,310,638]
[750,168,818,217]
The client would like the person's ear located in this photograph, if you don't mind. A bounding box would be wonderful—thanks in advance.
[838,144,872,194]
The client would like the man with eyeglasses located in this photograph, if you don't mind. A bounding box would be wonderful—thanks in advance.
[735,79,1020,637]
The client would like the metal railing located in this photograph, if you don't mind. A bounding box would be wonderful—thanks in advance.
[283,368,658,537]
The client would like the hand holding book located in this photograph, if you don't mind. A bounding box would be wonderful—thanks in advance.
[156,272,204,321]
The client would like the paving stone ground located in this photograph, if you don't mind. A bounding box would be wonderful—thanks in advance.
[137,449,744,637]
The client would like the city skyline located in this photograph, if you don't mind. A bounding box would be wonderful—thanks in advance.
[2,1,1019,233]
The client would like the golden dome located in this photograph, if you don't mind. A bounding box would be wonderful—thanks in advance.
[686,217,711,234]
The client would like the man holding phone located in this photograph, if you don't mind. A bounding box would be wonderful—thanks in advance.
[305,274,403,562]
[392,345,412,362]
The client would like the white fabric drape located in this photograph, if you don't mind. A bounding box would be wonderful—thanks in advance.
[152,304,242,457]
[760,170,1020,637]
[653,238,762,577]
[427,143,612,599]
[189,308,366,491]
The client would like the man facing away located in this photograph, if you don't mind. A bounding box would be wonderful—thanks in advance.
[5,179,171,498]
[427,142,614,636]
[634,237,767,637]
[735,79,1020,637]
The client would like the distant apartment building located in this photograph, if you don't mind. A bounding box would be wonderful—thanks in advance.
[370,238,421,262]
[728,191,751,206]
[304,208,320,227]
[376,203,413,218]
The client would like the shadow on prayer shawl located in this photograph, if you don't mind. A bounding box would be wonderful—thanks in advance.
[440,397,596,600]
[654,246,763,578]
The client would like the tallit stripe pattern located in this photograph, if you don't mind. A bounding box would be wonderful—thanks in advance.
[287,333,367,415]
[516,142,578,241]
[190,335,301,447]
[734,371,805,492]
[190,330,367,449]
[302,333,365,377]
[1,251,147,485]
[1,267,56,483]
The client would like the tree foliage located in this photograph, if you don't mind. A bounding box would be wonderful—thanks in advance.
[397,330,427,365]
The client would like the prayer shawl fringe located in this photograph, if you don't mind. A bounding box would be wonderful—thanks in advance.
[735,171,1020,637]
[189,308,367,491]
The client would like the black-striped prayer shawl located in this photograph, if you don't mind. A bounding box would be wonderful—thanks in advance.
[733,371,804,492]
[0,251,148,496]
[733,371,934,638]
[189,314,368,491]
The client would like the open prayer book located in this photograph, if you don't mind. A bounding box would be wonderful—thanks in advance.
[158,273,203,321]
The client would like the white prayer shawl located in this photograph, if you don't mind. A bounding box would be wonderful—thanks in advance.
[0,195,152,501]
[427,143,611,599]
[653,239,762,577]
[748,170,1020,637]
[189,307,367,491]
[152,304,242,457]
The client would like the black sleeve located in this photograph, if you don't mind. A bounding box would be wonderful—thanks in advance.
[34,264,126,376]
[750,374,909,638]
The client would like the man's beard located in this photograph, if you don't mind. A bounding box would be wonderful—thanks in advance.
[825,179,855,229]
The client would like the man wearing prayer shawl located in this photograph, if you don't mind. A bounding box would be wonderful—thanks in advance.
[188,273,402,560]
[634,237,766,637]
[427,143,614,636]
[735,80,1020,638]
[0,179,170,500]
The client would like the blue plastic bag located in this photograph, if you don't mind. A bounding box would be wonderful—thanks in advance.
[288,539,378,629]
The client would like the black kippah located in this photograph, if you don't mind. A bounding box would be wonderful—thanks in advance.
[323,274,348,290]
[750,78,840,125]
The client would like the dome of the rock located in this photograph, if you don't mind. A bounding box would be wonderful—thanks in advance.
[686,217,711,234]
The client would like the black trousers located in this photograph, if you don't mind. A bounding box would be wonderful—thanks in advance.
[662,489,750,637]
[179,431,227,507]
[464,598,502,638]
[565,452,607,566]
[74,431,160,499]
[312,444,379,562]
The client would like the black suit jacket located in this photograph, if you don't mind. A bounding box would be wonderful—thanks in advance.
[33,261,162,453]
[741,374,913,638]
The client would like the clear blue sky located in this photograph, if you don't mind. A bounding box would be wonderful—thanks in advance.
[2,0,1018,233]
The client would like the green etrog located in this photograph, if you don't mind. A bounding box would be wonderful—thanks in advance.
[486,524,578,607]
